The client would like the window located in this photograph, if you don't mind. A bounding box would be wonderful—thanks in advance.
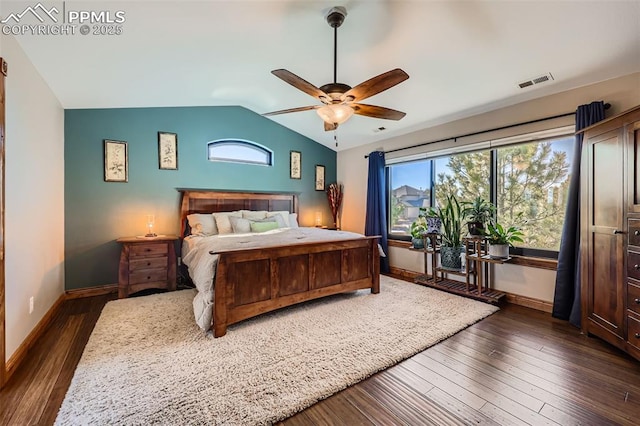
[496,137,573,252]
[207,139,273,166]
[386,133,574,257]
[389,160,431,235]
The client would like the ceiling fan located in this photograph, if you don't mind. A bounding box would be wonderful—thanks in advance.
[263,6,409,131]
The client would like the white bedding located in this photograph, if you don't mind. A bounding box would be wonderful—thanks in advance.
[182,227,367,330]
[181,234,201,261]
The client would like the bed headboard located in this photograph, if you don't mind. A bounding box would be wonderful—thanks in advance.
[178,189,299,237]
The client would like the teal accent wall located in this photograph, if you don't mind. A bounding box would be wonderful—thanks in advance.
[64,106,336,290]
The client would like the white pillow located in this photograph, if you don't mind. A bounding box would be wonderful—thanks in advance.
[289,213,299,228]
[242,210,268,221]
[266,211,291,227]
[213,211,242,234]
[186,213,218,236]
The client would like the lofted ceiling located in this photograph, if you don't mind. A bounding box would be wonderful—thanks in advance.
[3,0,640,151]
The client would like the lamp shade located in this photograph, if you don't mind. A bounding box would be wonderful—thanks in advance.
[316,104,354,125]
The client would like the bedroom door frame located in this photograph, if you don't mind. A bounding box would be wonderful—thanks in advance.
[0,57,7,388]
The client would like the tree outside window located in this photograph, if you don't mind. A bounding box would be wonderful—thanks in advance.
[495,138,572,251]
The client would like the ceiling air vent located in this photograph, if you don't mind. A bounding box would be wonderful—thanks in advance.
[518,72,554,89]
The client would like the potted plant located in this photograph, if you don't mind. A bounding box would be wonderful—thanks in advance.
[409,216,427,249]
[435,194,466,270]
[421,206,442,234]
[485,221,524,258]
[461,196,495,236]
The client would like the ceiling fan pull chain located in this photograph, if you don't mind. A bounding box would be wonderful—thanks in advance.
[334,129,338,148]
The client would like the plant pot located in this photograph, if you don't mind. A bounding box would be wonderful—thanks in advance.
[489,243,509,259]
[467,221,484,236]
[440,245,464,270]
[426,217,442,234]
[411,237,425,249]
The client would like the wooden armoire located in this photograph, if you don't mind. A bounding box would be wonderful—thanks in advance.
[581,105,640,361]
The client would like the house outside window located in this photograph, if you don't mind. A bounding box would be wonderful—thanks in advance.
[388,160,431,235]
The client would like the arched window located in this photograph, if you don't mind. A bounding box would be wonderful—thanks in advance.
[207,139,273,166]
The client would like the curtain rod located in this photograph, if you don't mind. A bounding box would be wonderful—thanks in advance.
[364,103,611,159]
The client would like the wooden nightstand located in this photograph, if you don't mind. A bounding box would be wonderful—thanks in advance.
[116,235,179,298]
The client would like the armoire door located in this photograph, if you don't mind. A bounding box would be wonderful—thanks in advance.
[628,119,640,212]
[0,58,6,387]
[583,127,626,344]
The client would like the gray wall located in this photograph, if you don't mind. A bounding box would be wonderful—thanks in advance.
[65,106,335,290]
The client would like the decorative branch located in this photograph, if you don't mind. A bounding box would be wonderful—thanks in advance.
[326,182,343,227]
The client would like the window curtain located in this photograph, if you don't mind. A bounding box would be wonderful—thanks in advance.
[365,151,390,273]
[553,101,606,327]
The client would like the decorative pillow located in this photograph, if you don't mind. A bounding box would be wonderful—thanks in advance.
[250,221,279,233]
[266,211,290,227]
[230,216,278,233]
[272,214,288,229]
[242,210,268,221]
[212,211,242,234]
[186,213,218,236]
[229,216,252,234]
[288,213,299,228]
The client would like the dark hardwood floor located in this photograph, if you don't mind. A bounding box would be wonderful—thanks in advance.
[2,281,640,425]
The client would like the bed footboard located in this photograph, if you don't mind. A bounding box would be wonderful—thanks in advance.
[212,236,380,337]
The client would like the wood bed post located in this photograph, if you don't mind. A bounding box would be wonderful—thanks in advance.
[371,238,380,294]
[179,190,190,238]
[213,255,228,338]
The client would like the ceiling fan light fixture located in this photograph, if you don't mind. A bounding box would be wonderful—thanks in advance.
[317,104,354,125]
[264,6,408,131]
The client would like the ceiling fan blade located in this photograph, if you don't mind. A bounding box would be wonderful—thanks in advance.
[351,104,406,120]
[271,69,331,103]
[262,105,319,117]
[341,68,409,102]
[324,121,338,132]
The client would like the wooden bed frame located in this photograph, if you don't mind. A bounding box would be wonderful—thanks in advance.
[179,189,380,337]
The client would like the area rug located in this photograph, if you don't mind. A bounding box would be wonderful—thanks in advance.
[55,275,498,425]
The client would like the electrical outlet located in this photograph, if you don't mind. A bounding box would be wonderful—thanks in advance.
[29,296,34,314]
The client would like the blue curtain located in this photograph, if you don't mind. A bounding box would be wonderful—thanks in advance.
[552,101,605,327]
[365,151,390,273]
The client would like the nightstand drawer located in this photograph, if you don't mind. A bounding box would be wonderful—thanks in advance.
[129,269,168,285]
[629,219,640,247]
[130,243,168,258]
[628,251,640,281]
[628,315,640,350]
[130,257,168,271]
[628,282,640,315]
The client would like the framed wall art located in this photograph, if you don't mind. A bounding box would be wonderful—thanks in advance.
[158,131,178,170]
[290,150,301,179]
[104,139,128,182]
[315,164,325,191]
